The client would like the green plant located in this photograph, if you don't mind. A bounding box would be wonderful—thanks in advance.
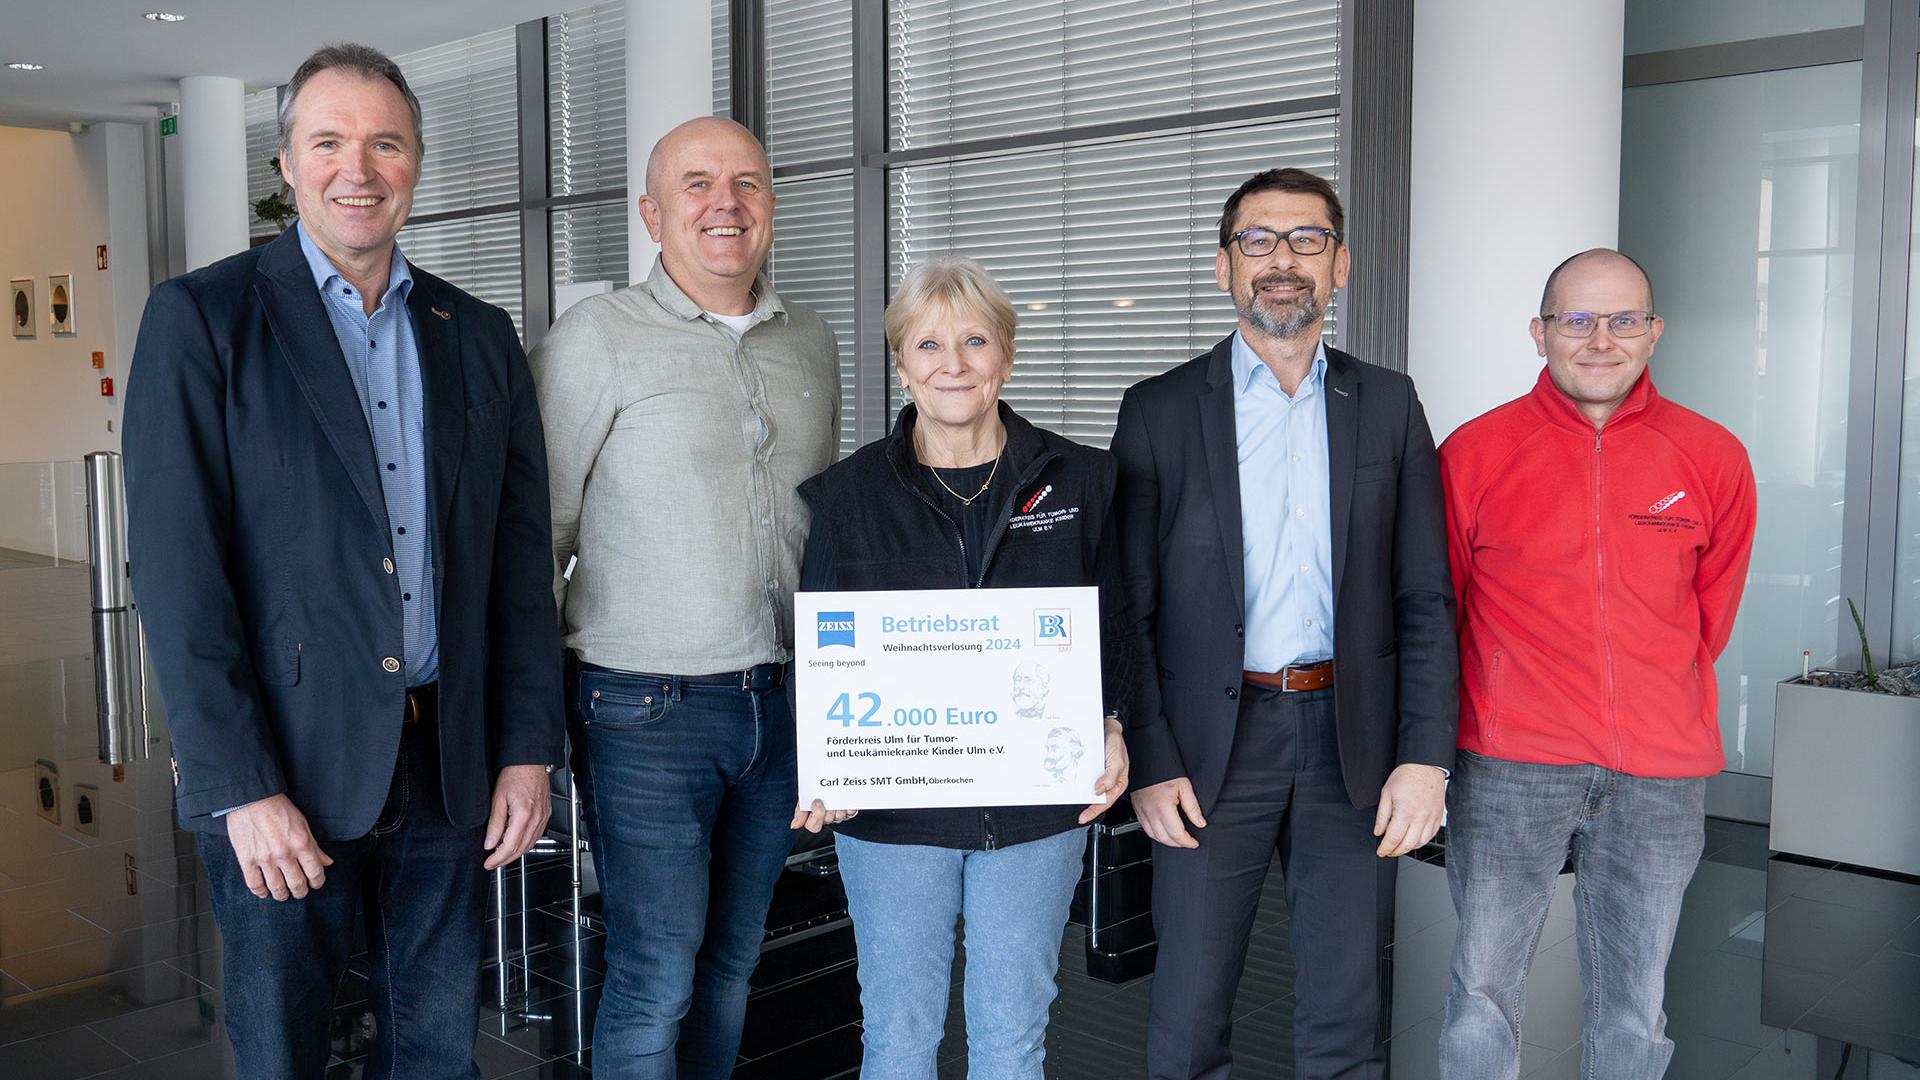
[1849,597,1876,683]
[251,156,297,232]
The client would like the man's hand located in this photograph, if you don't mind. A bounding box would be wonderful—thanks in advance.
[484,765,553,870]
[1079,718,1132,825]
[1373,763,1447,857]
[791,800,858,834]
[224,794,333,901]
[1133,776,1208,849]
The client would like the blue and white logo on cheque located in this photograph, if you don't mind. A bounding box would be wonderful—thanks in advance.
[817,611,856,648]
[1033,608,1071,645]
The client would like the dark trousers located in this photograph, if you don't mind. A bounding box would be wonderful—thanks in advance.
[568,659,798,1080]
[199,719,488,1080]
[1146,686,1397,1080]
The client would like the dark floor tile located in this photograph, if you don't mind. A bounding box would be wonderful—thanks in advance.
[85,991,225,1062]
[482,985,595,1061]
[1766,859,1920,918]
[0,1025,133,1079]
[0,960,214,1047]
[81,1039,234,1079]
[497,1059,593,1080]
[1665,950,1785,1050]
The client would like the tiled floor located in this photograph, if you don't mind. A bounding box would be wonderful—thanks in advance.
[2,556,1918,1078]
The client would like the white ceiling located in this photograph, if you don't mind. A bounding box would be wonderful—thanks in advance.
[0,0,584,130]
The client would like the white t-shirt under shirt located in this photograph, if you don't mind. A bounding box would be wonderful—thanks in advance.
[705,309,759,338]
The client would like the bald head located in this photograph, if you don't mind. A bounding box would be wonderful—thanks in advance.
[1540,248,1655,317]
[644,116,768,198]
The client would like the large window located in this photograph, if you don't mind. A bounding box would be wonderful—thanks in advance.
[549,1,630,292]
[884,0,1342,447]
[244,88,282,239]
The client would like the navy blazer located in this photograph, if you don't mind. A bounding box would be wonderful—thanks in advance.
[124,227,563,840]
[1112,338,1458,810]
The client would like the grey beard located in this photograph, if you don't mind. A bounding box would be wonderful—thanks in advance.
[1239,289,1322,340]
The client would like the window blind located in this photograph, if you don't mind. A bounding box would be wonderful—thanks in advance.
[245,88,283,237]
[888,0,1340,150]
[549,1,628,199]
[889,118,1341,448]
[766,0,854,167]
[552,199,630,290]
[769,174,859,453]
[398,211,524,337]
[399,28,519,217]
[713,1,732,117]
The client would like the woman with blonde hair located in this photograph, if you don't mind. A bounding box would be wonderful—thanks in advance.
[793,256,1133,1079]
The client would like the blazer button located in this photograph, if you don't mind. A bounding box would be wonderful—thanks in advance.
[1225,686,1239,700]
[382,656,401,673]
[1234,623,1244,637]
[382,557,395,575]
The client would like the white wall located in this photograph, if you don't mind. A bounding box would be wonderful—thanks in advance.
[0,123,150,558]
[1407,0,1625,441]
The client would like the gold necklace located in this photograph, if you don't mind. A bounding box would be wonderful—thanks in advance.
[929,453,1001,506]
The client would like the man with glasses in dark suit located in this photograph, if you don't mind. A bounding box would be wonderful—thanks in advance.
[1114,167,1458,1079]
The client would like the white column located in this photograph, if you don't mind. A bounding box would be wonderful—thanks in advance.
[1406,0,1625,441]
[175,75,249,271]
[626,0,716,280]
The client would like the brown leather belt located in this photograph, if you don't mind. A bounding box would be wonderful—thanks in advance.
[404,682,438,725]
[1243,661,1333,693]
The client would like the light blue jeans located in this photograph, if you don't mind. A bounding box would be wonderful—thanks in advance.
[1439,750,1707,1080]
[834,827,1088,1080]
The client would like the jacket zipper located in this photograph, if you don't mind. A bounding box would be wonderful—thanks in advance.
[1593,428,1623,770]
[1484,649,1503,742]
[902,450,1056,852]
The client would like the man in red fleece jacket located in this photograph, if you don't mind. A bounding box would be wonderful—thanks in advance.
[1435,249,1756,1080]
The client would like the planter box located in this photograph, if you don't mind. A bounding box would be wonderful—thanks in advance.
[1771,679,1920,877]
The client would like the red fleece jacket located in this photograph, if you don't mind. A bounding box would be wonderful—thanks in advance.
[1438,368,1756,778]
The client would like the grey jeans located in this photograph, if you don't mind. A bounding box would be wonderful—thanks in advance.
[1438,749,1707,1080]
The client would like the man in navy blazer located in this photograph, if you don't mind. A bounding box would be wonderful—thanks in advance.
[124,44,561,1078]
[1114,168,1457,1078]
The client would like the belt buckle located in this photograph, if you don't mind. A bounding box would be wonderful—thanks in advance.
[1280,667,1303,693]
[740,669,754,692]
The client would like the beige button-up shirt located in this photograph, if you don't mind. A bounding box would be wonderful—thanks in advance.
[531,257,840,674]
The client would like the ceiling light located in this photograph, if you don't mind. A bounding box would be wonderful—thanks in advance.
[143,11,187,21]
[6,62,45,72]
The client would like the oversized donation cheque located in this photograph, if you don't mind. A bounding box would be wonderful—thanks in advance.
[794,586,1106,811]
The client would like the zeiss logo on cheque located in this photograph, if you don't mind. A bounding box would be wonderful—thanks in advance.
[1034,609,1071,645]
[817,612,856,649]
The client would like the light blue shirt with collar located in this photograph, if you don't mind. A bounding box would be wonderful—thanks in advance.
[1233,332,1334,672]
[295,222,439,687]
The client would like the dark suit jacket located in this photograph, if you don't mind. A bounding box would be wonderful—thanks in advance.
[1112,338,1457,810]
[123,227,563,840]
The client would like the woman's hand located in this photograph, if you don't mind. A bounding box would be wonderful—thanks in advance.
[1079,716,1131,824]
[791,798,859,833]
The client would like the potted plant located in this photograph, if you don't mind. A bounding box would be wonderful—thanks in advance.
[251,156,297,234]
[1771,600,1920,876]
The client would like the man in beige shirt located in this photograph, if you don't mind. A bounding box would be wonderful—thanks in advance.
[531,116,839,1080]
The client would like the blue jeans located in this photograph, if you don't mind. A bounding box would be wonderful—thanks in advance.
[568,660,798,1080]
[834,827,1088,1080]
[199,719,487,1080]
[1439,750,1707,1080]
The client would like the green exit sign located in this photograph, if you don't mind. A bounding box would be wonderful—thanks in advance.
[159,115,176,138]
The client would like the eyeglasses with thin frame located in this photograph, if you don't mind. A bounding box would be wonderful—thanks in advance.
[1226,225,1341,258]
[1540,310,1658,339]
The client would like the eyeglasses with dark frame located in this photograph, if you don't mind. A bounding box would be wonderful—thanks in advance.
[1226,225,1341,258]
[1540,310,1658,339]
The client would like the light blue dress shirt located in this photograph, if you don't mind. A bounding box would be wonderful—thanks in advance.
[1233,333,1334,672]
[297,223,439,686]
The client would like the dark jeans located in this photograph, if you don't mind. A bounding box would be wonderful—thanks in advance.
[569,659,798,1080]
[1146,686,1397,1080]
[1439,749,1707,1080]
[199,719,487,1080]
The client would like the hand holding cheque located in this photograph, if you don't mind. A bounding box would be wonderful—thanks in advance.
[791,586,1118,825]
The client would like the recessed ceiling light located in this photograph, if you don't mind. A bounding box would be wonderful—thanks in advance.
[143,11,187,21]
[6,62,45,72]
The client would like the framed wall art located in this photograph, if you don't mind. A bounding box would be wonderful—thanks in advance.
[9,278,31,339]
[47,274,73,335]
